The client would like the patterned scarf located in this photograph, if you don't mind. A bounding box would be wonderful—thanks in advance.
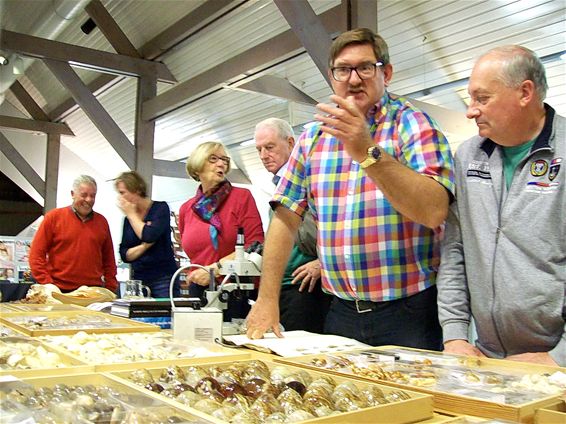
[192,180,232,251]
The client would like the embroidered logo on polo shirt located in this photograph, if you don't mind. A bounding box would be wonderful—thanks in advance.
[530,160,548,177]
[549,157,562,181]
[466,160,491,180]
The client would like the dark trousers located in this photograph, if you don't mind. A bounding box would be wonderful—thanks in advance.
[144,274,180,298]
[279,282,332,333]
[324,285,443,350]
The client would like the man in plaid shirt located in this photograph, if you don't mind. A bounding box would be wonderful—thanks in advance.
[246,28,454,349]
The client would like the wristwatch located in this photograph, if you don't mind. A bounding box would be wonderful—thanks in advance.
[359,145,381,169]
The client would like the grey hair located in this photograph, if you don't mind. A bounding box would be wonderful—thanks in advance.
[255,118,295,141]
[482,45,548,101]
[72,175,97,191]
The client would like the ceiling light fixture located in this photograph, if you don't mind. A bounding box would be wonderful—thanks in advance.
[0,55,9,66]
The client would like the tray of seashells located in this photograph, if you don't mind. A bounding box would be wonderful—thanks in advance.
[39,331,250,372]
[0,310,160,336]
[0,335,93,378]
[0,372,215,423]
[108,358,434,423]
[274,346,566,422]
[5,303,87,312]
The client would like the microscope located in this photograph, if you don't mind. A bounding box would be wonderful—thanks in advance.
[169,228,262,342]
[205,228,262,313]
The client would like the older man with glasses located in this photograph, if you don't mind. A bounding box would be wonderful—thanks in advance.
[246,28,455,350]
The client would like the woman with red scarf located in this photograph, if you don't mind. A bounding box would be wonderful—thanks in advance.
[179,142,264,314]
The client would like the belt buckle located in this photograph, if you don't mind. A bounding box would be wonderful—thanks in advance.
[355,299,373,314]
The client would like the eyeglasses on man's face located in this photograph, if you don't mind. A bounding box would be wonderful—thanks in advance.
[208,154,231,166]
[330,62,383,82]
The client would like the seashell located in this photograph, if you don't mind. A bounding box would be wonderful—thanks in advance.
[243,377,267,398]
[243,360,270,380]
[216,369,241,385]
[385,390,411,402]
[6,353,24,368]
[485,374,503,385]
[175,390,201,407]
[195,376,221,395]
[302,392,334,415]
[231,410,261,424]
[304,384,333,399]
[193,398,222,414]
[310,375,336,387]
[159,365,185,383]
[277,388,303,414]
[24,395,46,410]
[332,381,360,401]
[222,393,251,413]
[359,386,386,405]
[249,394,280,419]
[172,382,194,393]
[311,357,327,367]
[212,405,238,421]
[74,394,95,408]
[202,389,224,404]
[129,368,154,385]
[184,366,209,386]
[144,382,164,393]
[334,396,365,412]
[285,409,316,422]
[313,404,335,417]
[207,365,224,378]
[285,380,306,396]
[219,382,246,398]
[160,387,184,398]
[269,365,295,385]
[264,411,287,423]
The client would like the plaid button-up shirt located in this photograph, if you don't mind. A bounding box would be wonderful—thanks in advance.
[272,92,455,302]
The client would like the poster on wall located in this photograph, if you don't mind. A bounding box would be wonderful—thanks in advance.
[0,237,33,283]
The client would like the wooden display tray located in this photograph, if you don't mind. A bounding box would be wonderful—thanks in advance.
[0,303,19,312]
[39,332,250,372]
[0,372,214,423]
[0,336,92,378]
[4,303,87,312]
[275,345,564,423]
[109,358,434,423]
[0,310,159,336]
[535,400,566,423]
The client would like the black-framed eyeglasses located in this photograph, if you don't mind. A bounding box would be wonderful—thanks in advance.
[330,62,383,82]
[208,154,231,166]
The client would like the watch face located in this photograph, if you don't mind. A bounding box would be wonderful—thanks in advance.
[370,146,380,160]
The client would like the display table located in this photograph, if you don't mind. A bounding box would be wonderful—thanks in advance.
[1,308,565,423]
[0,282,32,302]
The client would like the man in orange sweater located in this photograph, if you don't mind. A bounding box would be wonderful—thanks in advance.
[29,175,118,292]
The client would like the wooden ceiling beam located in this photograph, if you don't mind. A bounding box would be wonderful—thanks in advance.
[0,30,175,83]
[142,4,346,121]
[85,0,141,58]
[44,59,135,169]
[0,132,45,198]
[9,80,50,121]
[0,115,74,136]
[273,0,333,85]
[230,75,318,105]
[48,74,121,121]
[47,0,241,122]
